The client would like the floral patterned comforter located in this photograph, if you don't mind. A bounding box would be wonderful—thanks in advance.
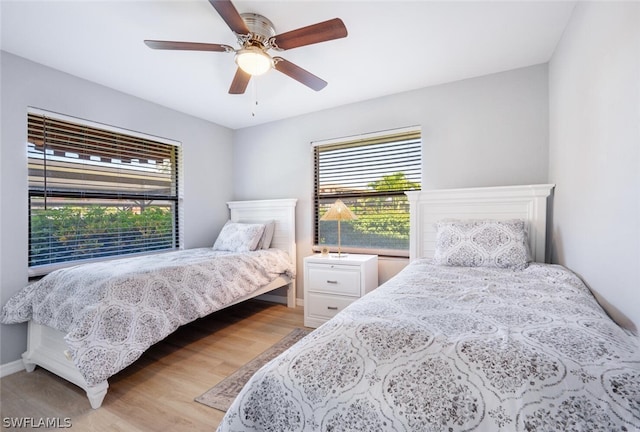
[218,260,640,432]
[1,248,295,386]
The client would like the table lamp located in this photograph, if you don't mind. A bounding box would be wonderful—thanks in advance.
[320,199,357,257]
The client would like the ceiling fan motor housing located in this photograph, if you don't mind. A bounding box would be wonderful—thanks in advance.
[240,13,276,49]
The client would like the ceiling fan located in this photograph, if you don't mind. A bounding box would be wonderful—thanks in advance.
[144,0,348,94]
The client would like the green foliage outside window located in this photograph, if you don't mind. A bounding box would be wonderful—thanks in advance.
[30,204,173,266]
[319,172,420,250]
[353,173,419,239]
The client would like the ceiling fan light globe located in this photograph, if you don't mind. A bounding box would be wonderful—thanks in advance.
[235,47,272,76]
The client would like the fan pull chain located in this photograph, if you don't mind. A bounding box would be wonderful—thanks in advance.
[250,78,258,117]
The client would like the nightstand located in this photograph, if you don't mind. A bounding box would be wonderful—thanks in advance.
[303,254,378,328]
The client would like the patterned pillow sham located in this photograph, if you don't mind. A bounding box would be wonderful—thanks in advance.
[212,221,265,252]
[433,219,530,269]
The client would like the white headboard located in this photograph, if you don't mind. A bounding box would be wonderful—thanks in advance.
[406,184,554,263]
[226,198,297,263]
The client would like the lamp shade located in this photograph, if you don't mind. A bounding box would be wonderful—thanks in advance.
[235,47,273,76]
[320,199,357,221]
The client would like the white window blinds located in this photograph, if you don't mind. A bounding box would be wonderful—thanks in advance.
[27,110,181,275]
[313,127,421,256]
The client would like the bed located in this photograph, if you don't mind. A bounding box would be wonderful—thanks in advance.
[0,198,297,409]
[217,185,640,431]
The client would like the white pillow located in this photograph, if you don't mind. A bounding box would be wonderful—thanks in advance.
[432,219,530,269]
[241,219,276,249]
[257,220,276,249]
[212,221,265,252]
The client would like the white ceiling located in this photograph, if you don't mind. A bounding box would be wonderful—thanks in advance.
[1,1,576,130]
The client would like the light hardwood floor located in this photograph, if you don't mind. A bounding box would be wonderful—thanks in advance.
[0,300,304,431]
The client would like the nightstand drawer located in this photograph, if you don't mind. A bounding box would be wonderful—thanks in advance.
[307,265,360,296]
[306,292,355,320]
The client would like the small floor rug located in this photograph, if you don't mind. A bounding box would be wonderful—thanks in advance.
[195,327,311,412]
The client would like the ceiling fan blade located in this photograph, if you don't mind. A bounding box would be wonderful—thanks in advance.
[272,18,347,50]
[273,57,327,91]
[144,40,232,52]
[229,68,251,94]
[209,0,250,35]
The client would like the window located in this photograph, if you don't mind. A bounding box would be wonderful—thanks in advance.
[313,127,421,257]
[27,109,181,276]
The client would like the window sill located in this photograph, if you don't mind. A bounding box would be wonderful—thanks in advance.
[311,245,408,259]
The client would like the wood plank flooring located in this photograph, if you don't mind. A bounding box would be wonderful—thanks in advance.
[0,300,304,431]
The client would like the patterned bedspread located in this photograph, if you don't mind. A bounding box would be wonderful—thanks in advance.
[218,260,640,431]
[1,248,295,386]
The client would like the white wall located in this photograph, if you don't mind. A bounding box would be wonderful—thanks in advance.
[0,52,235,365]
[232,64,550,295]
[548,2,640,332]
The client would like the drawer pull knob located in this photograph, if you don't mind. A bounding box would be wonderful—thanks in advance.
[327,306,338,310]
[326,280,338,284]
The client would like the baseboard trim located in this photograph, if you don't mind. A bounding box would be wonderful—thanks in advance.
[0,359,25,378]
[255,293,287,305]
[255,293,304,308]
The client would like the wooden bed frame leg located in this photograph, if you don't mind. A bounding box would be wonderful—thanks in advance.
[287,280,297,308]
[86,381,109,409]
[21,353,36,373]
